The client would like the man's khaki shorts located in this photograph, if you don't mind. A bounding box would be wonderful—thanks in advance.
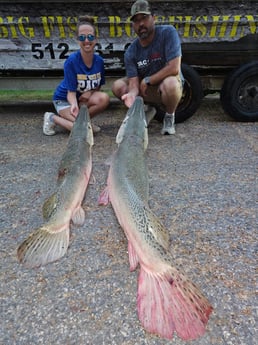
[144,74,183,105]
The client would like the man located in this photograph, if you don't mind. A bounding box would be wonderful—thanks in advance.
[112,0,184,135]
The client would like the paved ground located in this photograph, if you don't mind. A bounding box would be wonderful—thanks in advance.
[0,98,257,345]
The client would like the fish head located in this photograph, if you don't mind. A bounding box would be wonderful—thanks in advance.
[116,97,148,150]
[73,105,94,147]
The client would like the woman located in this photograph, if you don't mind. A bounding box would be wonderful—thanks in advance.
[43,15,110,135]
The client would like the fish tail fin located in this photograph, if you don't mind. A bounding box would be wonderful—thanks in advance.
[137,267,213,340]
[17,225,70,268]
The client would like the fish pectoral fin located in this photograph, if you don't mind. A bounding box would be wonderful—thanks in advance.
[17,225,70,268]
[98,186,110,206]
[128,241,139,271]
[89,173,96,185]
[71,206,85,226]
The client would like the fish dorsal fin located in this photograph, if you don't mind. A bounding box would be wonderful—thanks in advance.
[144,206,170,250]
[42,193,58,220]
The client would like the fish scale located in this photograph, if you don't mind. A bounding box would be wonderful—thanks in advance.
[17,105,93,268]
[102,96,213,340]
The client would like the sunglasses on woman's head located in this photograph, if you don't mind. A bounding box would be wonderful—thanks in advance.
[77,34,95,42]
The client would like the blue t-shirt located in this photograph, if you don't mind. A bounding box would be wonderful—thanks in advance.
[125,25,183,80]
[53,51,105,101]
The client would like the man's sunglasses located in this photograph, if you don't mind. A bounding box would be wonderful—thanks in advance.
[77,34,95,42]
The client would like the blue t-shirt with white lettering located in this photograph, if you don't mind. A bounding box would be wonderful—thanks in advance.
[125,25,183,80]
[53,51,105,101]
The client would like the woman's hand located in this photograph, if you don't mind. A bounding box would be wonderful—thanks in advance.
[70,103,79,117]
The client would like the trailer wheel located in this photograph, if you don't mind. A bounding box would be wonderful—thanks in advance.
[220,61,258,122]
[154,63,203,123]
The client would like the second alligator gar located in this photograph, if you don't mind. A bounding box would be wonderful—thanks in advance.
[17,105,94,268]
[99,97,213,340]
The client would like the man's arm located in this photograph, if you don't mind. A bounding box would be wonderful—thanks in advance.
[121,76,140,108]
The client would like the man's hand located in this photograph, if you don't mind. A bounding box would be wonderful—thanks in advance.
[121,92,136,108]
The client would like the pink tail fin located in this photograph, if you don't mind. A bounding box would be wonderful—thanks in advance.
[137,267,213,340]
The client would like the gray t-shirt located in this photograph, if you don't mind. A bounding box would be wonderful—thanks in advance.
[125,25,183,80]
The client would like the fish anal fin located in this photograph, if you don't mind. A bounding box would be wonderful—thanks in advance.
[137,267,213,340]
[17,225,70,268]
[98,186,110,206]
[71,206,85,226]
[128,241,139,271]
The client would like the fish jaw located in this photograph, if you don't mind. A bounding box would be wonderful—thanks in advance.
[116,96,148,150]
[69,104,94,146]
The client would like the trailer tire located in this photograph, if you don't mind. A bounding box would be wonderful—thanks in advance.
[220,61,258,122]
[154,63,203,123]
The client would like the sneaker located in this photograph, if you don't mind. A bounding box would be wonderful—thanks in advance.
[43,112,56,136]
[92,123,101,133]
[144,105,156,125]
[161,114,175,135]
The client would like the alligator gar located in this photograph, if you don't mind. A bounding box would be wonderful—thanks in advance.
[17,105,94,268]
[99,97,213,340]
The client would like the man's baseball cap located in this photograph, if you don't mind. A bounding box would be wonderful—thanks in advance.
[130,0,151,21]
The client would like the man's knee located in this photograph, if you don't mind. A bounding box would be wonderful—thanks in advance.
[162,76,183,99]
[112,78,128,98]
